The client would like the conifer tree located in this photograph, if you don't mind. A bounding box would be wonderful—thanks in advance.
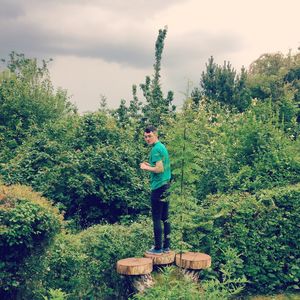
[140,26,176,127]
[216,61,236,105]
[233,67,251,111]
[128,84,143,120]
[113,99,130,128]
[191,87,202,108]
[201,56,217,100]
[200,56,251,111]
[166,94,200,255]
[98,94,109,114]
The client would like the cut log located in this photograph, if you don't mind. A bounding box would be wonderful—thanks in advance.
[117,257,154,294]
[144,251,175,265]
[175,252,211,270]
[117,257,153,275]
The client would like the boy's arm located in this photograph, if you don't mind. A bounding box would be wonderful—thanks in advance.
[140,160,164,173]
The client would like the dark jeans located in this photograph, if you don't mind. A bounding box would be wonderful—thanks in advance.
[151,183,170,250]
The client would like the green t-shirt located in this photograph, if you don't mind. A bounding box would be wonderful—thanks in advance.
[149,141,171,190]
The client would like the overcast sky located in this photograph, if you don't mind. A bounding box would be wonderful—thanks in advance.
[0,0,299,112]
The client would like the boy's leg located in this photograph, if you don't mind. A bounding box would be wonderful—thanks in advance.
[161,187,170,249]
[161,184,171,248]
[151,188,163,250]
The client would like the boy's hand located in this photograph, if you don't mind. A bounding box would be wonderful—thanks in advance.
[140,162,150,170]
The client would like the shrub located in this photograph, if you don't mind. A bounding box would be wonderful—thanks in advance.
[77,220,153,299]
[1,112,149,227]
[0,52,75,164]
[22,220,152,299]
[168,101,300,200]
[186,183,300,294]
[0,184,62,299]
[20,233,87,300]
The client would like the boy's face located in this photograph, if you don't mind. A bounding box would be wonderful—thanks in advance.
[144,131,158,145]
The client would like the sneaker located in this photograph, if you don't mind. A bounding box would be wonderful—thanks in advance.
[163,247,170,253]
[146,246,163,255]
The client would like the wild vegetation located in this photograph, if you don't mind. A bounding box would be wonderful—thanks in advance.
[0,29,299,299]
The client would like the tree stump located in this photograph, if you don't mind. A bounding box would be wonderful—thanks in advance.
[116,257,154,293]
[144,251,175,266]
[117,257,153,275]
[175,252,211,282]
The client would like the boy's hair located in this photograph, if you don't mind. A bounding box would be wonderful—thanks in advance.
[144,125,157,133]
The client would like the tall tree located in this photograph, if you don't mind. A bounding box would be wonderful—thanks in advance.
[140,26,176,127]
[199,56,251,111]
[233,66,252,111]
[215,61,236,105]
[200,56,217,100]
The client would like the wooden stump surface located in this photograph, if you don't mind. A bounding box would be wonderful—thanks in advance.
[144,251,175,265]
[117,257,153,275]
[176,252,211,270]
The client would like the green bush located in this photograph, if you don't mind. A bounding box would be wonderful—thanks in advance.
[186,183,300,294]
[0,184,62,299]
[77,220,153,299]
[43,234,86,294]
[1,112,149,227]
[21,233,87,300]
[164,102,297,213]
[0,52,75,164]
[22,220,152,299]
[168,101,300,200]
[224,103,300,191]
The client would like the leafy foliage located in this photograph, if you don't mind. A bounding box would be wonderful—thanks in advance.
[19,220,152,299]
[184,183,300,294]
[133,266,202,300]
[43,288,68,300]
[21,233,87,300]
[0,184,62,299]
[247,51,300,135]
[173,101,300,199]
[1,112,149,227]
[164,102,201,253]
[77,221,152,299]
[165,96,299,295]
[0,52,75,163]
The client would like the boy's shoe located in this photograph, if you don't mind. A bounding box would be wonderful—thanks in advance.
[146,246,163,255]
[163,247,170,253]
